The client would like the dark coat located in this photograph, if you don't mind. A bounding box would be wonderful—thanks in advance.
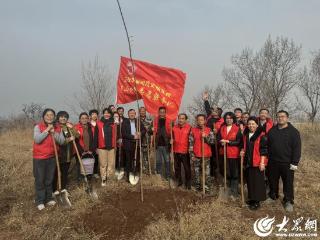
[121,118,146,150]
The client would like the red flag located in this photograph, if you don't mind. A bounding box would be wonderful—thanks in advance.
[116,56,186,120]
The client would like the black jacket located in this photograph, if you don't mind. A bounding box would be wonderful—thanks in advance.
[267,123,301,165]
[121,118,146,150]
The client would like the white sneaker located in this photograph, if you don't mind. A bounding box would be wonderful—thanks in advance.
[53,191,59,196]
[37,204,45,211]
[101,179,107,187]
[46,200,56,206]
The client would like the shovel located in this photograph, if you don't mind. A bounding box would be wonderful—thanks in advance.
[115,121,125,180]
[240,154,245,207]
[52,134,72,208]
[201,129,206,196]
[218,142,229,200]
[72,140,98,200]
[129,138,140,185]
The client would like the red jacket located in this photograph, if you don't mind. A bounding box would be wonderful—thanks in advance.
[191,127,212,158]
[258,118,273,133]
[33,122,59,159]
[173,123,192,154]
[97,120,116,149]
[243,133,268,167]
[153,117,171,136]
[219,124,240,158]
[75,123,97,151]
[206,116,224,132]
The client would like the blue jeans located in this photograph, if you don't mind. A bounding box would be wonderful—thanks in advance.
[156,146,170,179]
[33,158,56,205]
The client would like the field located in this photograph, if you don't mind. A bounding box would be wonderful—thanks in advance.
[0,124,319,240]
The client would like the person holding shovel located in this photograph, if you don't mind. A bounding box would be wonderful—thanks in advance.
[89,109,100,179]
[139,107,152,174]
[33,108,65,211]
[74,112,98,178]
[240,117,268,210]
[121,109,146,183]
[202,92,224,179]
[189,114,215,193]
[217,112,242,199]
[97,108,117,186]
[52,111,79,196]
[171,113,192,189]
[151,106,172,180]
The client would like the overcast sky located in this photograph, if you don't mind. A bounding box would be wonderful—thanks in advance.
[1,0,319,117]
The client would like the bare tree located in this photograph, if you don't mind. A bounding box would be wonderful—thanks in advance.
[70,55,115,114]
[223,36,301,118]
[297,51,320,123]
[22,102,45,123]
[261,36,301,119]
[223,48,265,114]
[188,83,231,118]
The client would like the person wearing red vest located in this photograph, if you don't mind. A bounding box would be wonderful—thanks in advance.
[89,109,100,179]
[113,112,125,180]
[258,108,274,134]
[52,111,79,196]
[74,112,98,183]
[240,117,268,210]
[202,92,224,179]
[240,112,250,134]
[33,108,65,211]
[234,108,243,126]
[151,106,172,180]
[171,113,192,189]
[97,108,116,186]
[189,114,215,193]
[217,112,242,198]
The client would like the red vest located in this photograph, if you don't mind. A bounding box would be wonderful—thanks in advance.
[243,133,268,167]
[75,123,95,150]
[33,122,59,159]
[219,124,240,158]
[173,123,191,154]
[153,117,171,136]
[97,120,116,149]
[191,127,212,158]
[258,118,273,133]
[206,116,224,131]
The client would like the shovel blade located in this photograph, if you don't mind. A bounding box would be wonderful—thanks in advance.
[129,172,139,185]
[218,186,229,201]
[85,185,99,200]
[55,192,72,208]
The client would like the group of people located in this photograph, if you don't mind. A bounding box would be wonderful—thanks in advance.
[32,92,301,213]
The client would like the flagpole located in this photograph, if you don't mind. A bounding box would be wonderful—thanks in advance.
[116,0,144,202]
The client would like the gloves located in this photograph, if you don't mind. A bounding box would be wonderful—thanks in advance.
[290,164,298,171]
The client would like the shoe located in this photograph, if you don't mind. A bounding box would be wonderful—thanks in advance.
[101,179,107,187]
[53,191,59,196]
[46,200,56,206]
[284,202,294,212]
[265,197,276,204]
[37,204,45,211]
[249,202,260,210]
[246,200,254,206]
[93,174,100,179]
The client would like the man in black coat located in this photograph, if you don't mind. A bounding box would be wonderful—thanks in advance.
[121,109,146,180]
[267,110,301,212]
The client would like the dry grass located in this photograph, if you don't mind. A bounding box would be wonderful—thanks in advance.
[0,125,319,240]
